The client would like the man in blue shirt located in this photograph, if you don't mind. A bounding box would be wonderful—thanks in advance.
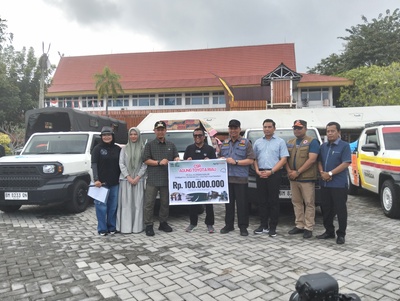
[317,122,351,244]
[253,119,288,237]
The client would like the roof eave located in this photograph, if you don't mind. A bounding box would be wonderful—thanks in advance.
[297,80,353,88]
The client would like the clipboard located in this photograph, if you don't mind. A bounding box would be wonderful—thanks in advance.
[88,183,109,203]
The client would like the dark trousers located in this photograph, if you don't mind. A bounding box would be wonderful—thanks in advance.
[320,187,348,237]
[256,171,282,230]
[144,185,169,226]
[189,204,214,226]
[225,183,249,229]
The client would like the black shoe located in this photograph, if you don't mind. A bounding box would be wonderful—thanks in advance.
[240,228,249,236]
[316,232,335,239]
[253,226,269,235]
[336,236,345,244]
[159,222,172,232]
[220,226,234,234]
[269,229,277,237]
[303,230,312,239]
[288,227,304,235]
[145,225,155,236]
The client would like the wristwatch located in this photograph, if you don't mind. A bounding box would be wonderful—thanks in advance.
[235,160,239,165]
[328,171,333,177]
[157,160,160,166]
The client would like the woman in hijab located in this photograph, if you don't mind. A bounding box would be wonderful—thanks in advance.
[117,127,147,233]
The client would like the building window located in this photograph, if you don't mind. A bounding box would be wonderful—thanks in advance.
[159,94,182,106]
[185,92,210,105]
[57,97,77,108]
[73,97,80,108]
[81,96,101,108]
[212,92,225,104]
[62,97,79,108]
[301,88,329,102]
[108,95,129,107]
[45,98,60,107]
[132,94,156,107]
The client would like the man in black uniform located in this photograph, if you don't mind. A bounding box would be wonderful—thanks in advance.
[184,128,217,233]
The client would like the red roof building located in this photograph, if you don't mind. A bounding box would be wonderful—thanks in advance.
[46,43,352,127]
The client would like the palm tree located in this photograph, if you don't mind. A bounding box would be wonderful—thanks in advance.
[94,66,124,116]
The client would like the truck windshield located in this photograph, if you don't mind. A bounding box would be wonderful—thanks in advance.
[23,134,89,154]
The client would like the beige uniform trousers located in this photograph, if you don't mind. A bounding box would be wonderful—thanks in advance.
[290,181,315,230]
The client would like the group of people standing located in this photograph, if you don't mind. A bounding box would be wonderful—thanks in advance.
[285,120,351,245]
[90,117,351,245]
[91,126,148,236]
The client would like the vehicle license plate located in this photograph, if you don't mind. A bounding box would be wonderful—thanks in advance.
[279,190,292,199]
[5,192,28,200]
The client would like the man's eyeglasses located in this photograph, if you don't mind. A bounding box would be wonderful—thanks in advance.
[193,134,203,138]
[293,126,303,130]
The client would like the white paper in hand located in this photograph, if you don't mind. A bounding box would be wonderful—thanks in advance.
[88,182,109,203]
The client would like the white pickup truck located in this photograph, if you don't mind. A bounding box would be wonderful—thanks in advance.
[348,121,400,218]
[0,131,101,213]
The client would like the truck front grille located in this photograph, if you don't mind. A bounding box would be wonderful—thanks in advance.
[0,176,42,189]
[0,165,43,189]
[0,165,39,175]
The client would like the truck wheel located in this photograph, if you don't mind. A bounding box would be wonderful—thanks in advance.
[380,179,400,219]
[347,174,358,195]
[0,205,22,213]
[66,180,89,213]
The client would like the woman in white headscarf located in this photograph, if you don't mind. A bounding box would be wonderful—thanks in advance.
[117,127,147,233]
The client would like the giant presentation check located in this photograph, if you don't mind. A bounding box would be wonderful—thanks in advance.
[168,159,229,205]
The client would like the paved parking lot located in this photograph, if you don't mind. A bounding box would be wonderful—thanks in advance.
[1,191,400,301]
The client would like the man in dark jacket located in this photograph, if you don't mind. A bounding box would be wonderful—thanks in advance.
[184,128,217,234]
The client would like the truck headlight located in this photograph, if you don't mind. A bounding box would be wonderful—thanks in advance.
[43,165,56,173]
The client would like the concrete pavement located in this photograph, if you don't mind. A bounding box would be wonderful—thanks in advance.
[0,191,399,301]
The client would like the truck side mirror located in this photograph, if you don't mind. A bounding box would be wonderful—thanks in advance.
[361,143,379,156]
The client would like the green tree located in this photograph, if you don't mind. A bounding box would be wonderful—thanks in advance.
[0,132,11,154]
[0,18,54,124]
[0,122,24,154]
[0,17,13,51]
[94,66,124,116]
[309,9,400,75]
[337,62,400,107]
[0,59,20,122]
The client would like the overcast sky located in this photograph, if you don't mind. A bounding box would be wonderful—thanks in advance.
[1,0,398,72]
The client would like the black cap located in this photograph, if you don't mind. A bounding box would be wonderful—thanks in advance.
[100,126,114,135]
[293,120,307,128]
[154,121,167,129]
[228,119,241,128]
